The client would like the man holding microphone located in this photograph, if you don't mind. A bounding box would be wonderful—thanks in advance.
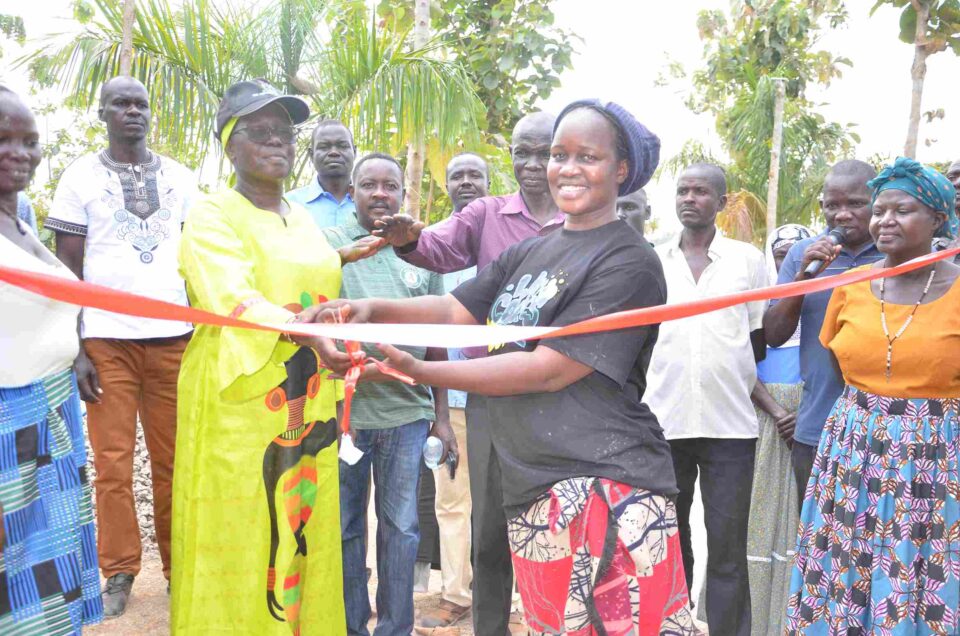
[762,160,883,503]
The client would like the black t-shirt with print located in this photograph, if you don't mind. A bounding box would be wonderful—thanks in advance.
[452,219,678,517]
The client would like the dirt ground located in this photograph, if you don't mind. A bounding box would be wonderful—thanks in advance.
[84,554,466,636]
[84,478,474,636]
[82,488,709,636]
[83,431,706,635]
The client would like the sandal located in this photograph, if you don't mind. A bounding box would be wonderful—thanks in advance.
[415,599,471,630]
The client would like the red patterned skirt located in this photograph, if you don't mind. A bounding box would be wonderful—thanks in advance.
[507,477,702,636]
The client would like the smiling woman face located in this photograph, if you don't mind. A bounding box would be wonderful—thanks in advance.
[0,93,42,197]
[869,188,945,257]
[547,108,626,225]
[227,103,296,185]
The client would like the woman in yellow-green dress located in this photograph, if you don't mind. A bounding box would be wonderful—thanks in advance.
[171,80,381,634]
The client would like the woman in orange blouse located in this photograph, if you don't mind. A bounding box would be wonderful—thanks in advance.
[785,157,960,634]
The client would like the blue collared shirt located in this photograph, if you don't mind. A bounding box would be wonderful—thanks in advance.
[774,233,883,446]
[443,266,477,409]
[17,192,38,235]
[286,178,355,229]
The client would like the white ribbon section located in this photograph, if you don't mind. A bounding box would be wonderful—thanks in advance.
[273,321,559,348]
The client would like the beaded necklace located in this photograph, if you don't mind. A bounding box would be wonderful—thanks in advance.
[879,266,936,381]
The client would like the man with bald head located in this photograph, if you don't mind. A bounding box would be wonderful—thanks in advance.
[46,75,197,617]
[376,113,562,635]
[645,162,769,636]
[764,159,881,501]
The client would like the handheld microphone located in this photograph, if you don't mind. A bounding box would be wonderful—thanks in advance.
[803,227,847,277]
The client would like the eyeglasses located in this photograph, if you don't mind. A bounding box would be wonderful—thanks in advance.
[233,125,299,144]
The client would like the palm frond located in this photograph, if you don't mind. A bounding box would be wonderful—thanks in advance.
[303,10,485,153]
[19,0,251,158]
[19,0,486,187]
[717,189,767,246]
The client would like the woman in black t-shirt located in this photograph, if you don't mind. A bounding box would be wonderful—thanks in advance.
[299,101,700,635]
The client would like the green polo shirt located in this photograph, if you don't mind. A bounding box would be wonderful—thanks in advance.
[322,214,444,429]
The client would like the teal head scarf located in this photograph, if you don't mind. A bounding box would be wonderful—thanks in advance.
[868,157,959,238]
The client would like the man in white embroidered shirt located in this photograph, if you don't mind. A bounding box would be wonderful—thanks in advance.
[45,76,197,618]
[646,163,767,636]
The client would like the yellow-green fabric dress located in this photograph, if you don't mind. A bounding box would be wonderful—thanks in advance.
[172,189,345,635]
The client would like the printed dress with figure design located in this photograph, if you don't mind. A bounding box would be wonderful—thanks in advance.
[786,272,960,635]
[171,189,345,635]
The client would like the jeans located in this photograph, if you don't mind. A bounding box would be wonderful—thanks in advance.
[671,437,756,636]
[791,440,817,513]
[340,419,430,636]
[466,394,513,636]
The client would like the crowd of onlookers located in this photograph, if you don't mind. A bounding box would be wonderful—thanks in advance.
[2,74,960,636]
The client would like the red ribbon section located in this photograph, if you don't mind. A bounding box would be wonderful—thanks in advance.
[2,249,957,342]
[544,247,960,340]
[7,248,957,439]
[6,249,958,435]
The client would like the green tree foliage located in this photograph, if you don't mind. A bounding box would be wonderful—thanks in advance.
[431,0,578,133]
[667,0,859,238]
[869,0,960,157]
[0,13,26,62]
[0,14,26,45]
[377,0,577,134]
[878,0,960,53]
[22,103,107,249]
[20,0,486,184]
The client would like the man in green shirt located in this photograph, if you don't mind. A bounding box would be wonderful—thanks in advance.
[322,153,453,636]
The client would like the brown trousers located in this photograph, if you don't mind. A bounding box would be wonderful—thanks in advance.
[84,335,188,580]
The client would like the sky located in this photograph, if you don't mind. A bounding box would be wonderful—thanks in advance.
[4,1,960,234]
[538,0,960,234]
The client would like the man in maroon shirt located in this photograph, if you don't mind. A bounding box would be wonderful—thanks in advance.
[375,111,562,636]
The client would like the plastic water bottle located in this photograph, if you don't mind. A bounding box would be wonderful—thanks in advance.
[422,436,443,470]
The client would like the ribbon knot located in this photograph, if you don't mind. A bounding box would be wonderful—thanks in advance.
[337,325,416,437]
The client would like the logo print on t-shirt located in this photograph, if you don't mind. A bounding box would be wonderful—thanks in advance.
[488,270,564,350]
[400,266,425,290]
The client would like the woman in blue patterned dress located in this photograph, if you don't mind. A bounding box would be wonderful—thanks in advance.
[0,88,102,634]
[785,157,960,634]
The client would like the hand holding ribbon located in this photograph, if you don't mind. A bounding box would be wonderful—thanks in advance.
[324,308,416,438]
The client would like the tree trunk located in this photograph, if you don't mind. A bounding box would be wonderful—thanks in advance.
[904,0,931,158]
[404,0,430,219]
[118,0,136,75]
[766,78,785,236]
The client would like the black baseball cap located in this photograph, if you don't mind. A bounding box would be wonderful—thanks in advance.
[215,79,310,138]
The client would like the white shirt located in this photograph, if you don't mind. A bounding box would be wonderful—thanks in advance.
[0,234,80,387]
[646,233,768,440]
[46,151,197,339]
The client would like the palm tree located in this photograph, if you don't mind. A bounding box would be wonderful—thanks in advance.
[117,0,135,75]
[659,75,852,246]
[403,0,430,218]
[21,0,485,184]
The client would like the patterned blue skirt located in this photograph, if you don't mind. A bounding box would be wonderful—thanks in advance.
[786,386,960,635]
[0,370,102,635]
